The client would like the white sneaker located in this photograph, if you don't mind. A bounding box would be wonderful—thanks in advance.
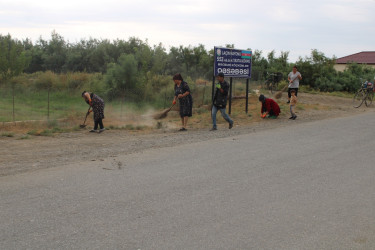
[99,128,106,133]
[89,129,97,133]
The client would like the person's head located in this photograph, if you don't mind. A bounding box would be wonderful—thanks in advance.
[258,94,266,103]
[290,89,296,96]
[292,65,298,73]
[173,73,183,85]
[216,72,224,82]
[81,91,91,103]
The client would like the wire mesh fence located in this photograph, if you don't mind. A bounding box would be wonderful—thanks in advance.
[0,78,263,127]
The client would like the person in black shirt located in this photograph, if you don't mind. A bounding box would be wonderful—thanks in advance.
[82,91,105,133]
[172,73,193,131]
[210,72,233,131]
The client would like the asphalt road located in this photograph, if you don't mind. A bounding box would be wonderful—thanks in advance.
[1,112,375,250]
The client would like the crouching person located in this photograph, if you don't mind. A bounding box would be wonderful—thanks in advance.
[259,94,280,119]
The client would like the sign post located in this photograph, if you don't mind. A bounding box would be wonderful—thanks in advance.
[213,47,252,114]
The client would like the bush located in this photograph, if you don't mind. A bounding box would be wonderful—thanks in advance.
[315,77,343,92]
[33,71,59,89]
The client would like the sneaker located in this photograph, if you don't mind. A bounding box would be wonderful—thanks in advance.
[292,115,297,120]
[89,129,97,133]
[210,127,217,131]
[179,128,187,131]
[99,128,106,133]
[229,122,233,129]
[289,116,294,119]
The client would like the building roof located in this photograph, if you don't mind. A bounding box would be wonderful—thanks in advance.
[336,51,375,64]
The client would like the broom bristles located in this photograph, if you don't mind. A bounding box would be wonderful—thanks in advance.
[274,91,283,99]
[274,85,288,99]
[153,108,170,120]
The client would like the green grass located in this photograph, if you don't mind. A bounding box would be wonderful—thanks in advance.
[0,88,84,122]
[299,86,353,98]
[1,132,14,137]
[27,129,39,136]
[296,105,306,110]
[320,91,353,98]
[18,135,31,140]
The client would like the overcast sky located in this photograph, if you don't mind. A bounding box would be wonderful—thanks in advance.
[1,0,374,62]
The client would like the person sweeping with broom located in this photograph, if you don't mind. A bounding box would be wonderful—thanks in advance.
[172,74,193,131]
[287,65,302,103]
[82,91,105,133]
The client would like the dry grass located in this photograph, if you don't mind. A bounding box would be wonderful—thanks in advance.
[0,92,350,137]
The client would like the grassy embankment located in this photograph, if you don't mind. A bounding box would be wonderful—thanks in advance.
[0,74,351,137]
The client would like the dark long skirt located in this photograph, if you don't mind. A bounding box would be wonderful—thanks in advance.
[179,95,193,117]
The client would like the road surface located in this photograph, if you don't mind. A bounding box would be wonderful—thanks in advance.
[1,112,375,249]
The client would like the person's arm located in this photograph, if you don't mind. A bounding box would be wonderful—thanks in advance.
[221,81,229,95]
[297,72,302,80]
[178,91,190,98]
[178,82,190,98]
[260,103,267,118]
[173,87,177,104]
[217,84,224,94]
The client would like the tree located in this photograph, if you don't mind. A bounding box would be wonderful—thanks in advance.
[42,31,67,73]
[0,34,30,83]
[104,54,140,100]
[296,49,337,89]
[151,43,168,75]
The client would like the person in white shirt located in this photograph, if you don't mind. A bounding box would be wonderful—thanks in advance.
[287,66,302,104]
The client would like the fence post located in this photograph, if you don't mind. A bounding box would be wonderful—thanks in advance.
[246,78,249,113]
[12,83,15,124]
[164,87,167,109]
[47,87,50,120]
[202,82,206,106]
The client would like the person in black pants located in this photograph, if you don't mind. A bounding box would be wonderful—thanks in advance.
[287,65,302,103]
[82,91,105,133]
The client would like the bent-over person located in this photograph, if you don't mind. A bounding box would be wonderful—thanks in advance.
[82,91,105,133]
[259,94,280,119]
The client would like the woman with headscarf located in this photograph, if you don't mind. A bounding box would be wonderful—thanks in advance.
[259,94,280,119]
[172,73,193,131]
[82,91,105,133]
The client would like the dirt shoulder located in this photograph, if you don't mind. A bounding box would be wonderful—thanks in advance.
[1,92,374,177]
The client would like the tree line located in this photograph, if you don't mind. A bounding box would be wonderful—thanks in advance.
[1,31,375,100]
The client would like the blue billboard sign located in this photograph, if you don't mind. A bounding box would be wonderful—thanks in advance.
[214,47,252,78]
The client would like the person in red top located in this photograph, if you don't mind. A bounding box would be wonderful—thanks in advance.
[259,94,280,119]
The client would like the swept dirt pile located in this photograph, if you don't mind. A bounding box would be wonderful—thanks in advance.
[1,93,374,176]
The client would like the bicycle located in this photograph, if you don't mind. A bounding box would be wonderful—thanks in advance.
[262,72,283,94]
[352,80,374,108]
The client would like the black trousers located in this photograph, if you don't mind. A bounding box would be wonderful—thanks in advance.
[94,118,104,130]
[288,88,299,98]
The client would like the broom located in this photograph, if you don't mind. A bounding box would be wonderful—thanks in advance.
[274,84,289,99]
[274,76,297,99]
[153,103,176,120]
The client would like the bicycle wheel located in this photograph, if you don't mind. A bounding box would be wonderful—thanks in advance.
[353,89,365,108]
[365,91,373,106]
